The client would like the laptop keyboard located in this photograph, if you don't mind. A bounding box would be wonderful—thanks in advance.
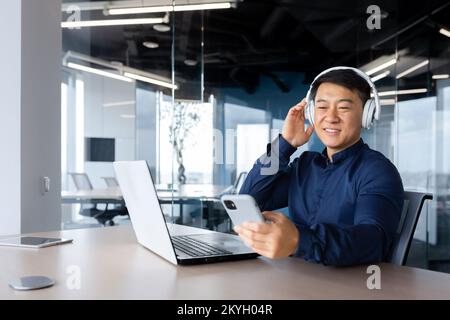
[172,235,232,257]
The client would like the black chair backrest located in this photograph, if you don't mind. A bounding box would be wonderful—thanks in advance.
[389,191,432,265]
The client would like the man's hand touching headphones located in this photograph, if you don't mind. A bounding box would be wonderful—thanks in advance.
[282,98,314,148]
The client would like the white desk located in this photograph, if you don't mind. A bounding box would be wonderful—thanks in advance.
[1,225,450,299]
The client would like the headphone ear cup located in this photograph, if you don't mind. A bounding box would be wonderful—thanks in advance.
[362,99,376,129]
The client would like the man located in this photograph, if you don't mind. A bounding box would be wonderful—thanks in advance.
[236,69,404,266]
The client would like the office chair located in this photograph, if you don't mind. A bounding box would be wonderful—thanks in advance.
[233,172,248,194]
[388,191,433,266]
[202,172,249,231]
[101,176,119,187]
[101,176,129,217]
[220,171,248,195]
[69,173,125,226]
[70,172,93,190]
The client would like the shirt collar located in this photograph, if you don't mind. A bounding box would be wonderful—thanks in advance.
[320,138,365,164]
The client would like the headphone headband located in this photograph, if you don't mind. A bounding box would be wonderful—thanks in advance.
[305,66,380,122]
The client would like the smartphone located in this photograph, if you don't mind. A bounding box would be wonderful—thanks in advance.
[220,194,265,227]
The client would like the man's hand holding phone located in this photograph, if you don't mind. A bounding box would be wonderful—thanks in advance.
[221,187,300,259]
[234,211,300,259]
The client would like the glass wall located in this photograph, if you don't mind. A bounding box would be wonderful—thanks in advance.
[61,64,138,227]
[358,3,450,271]
[60,0,450,272]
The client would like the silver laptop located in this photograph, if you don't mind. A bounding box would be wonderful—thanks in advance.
[113,160,258,265]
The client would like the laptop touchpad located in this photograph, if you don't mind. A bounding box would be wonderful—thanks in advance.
[187,233,245,250]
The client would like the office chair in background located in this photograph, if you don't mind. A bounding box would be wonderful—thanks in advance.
[221,172,248,195]
[101,176,119,187]
[101,176,129,217]
[203,171,249,231]
[69,173,126,226]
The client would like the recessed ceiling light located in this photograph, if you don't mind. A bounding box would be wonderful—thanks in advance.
[153,24,171,32]
[108,2,233,15]
[66,62,134,83]
[61,17,165,28]
[439,28,450,38]
[396,60,429,79]
[371,70,390,82]
[184,59,198,66]
[124,72,178,89]
[143,41,159,49]
[377,88,428,97]
[365,58,397,76]
[64,51,175,90]
[432,74,449,80]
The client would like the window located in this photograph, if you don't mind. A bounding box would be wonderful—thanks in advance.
[158,95,213,184]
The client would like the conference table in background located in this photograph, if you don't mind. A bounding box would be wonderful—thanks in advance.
[61,184,231,228]
[1,224,450,299]
[61,184,231,203]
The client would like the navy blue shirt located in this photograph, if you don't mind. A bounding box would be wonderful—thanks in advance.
[240,135,404,266]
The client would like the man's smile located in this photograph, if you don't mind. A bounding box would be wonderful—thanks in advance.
[323,128,341,135]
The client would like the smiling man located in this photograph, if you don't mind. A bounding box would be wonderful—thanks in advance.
[236,68,404,266]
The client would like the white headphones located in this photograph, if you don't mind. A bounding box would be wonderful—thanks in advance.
[304,66,380,129]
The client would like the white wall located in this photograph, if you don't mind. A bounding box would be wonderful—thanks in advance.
[0,0,61,235]
[0,0,21,235]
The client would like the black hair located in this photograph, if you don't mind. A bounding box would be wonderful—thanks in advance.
[310,69,371,107]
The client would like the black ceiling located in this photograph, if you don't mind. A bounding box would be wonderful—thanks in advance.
[62,0,450,96]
